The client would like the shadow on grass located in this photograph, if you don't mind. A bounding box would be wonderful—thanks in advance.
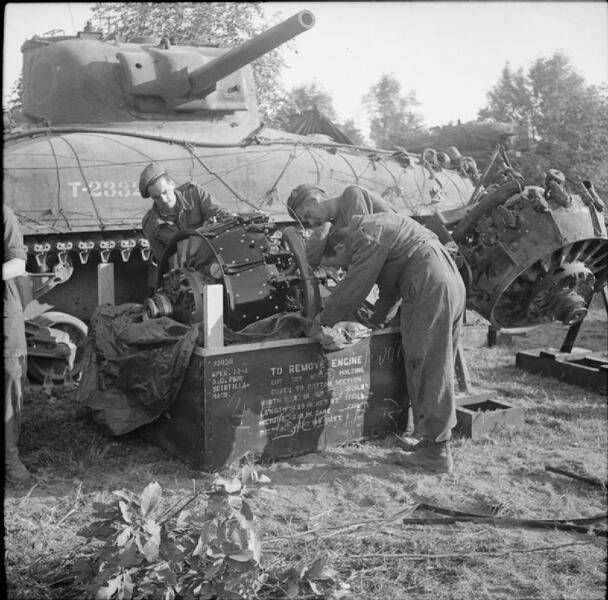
[15,385,201,499]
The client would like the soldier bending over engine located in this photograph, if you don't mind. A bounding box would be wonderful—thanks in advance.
[287,184,397,228]
[4,207,31,484]
[306,213,466,474]
[140,163,231,262]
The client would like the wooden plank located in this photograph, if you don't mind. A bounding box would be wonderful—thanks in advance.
[202,284,224,349]
[97,263,115,305]
[516,349,607,391]
[454,342,470,393]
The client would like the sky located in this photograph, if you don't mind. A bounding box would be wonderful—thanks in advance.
[3,2,607,134]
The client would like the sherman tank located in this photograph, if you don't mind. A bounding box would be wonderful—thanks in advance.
[4,10,607,381]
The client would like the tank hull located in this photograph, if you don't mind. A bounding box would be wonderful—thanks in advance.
[4,128,473,236]
[4,128,474,321]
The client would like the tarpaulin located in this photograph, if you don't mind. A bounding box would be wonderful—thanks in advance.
[286,106,355,145]
[78,304,201,436]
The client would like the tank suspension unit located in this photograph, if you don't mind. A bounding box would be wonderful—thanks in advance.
[24,231,152,294]
[455,171,608,329]
[144,214,320,331]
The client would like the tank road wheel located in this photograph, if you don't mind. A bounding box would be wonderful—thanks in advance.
[27,312,88,384]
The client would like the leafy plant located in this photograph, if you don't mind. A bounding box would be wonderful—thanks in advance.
[75,467,270,599]
[73,467,348,599]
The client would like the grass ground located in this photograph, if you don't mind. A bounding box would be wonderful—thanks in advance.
[4,303,607,600]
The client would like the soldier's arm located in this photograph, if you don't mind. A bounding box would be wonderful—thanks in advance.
[319,235,389,326]
[193,184,231,220]
[142,212,167,263]
[3,210,27,280]
[3,258,26,281]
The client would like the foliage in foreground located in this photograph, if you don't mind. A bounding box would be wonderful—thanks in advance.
[72,467,348,600]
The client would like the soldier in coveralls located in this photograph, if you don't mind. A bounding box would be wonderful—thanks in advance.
[307,213,466,474]
[140,163,231,262]
[4,206,31,484]
[287,184,397,228]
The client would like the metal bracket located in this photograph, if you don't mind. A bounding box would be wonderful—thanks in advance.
[34,242,51,269]
[55,241,73,266]
[119,239,136,262]
[99,239,116,263]
[78,240,94,264]
[138,238,151,261]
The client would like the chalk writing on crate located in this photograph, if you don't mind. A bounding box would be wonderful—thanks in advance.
[260,352,370,440]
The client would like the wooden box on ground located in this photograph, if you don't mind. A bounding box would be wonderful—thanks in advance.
[516,347,608,392]
[148,328,408,469]
[455,393,524,440]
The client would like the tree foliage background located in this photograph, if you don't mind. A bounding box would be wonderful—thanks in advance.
[478,51,608,195]
[273,82,366,145]
[362,74,425,149]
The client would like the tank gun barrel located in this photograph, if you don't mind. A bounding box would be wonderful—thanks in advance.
[189,10,315,97]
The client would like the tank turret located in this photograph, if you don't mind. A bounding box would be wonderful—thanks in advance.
[20,10,314,128]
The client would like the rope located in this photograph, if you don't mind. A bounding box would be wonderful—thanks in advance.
[338,151,359,184]
[56,135,106,230]
[183,143,258,211]
[45,137,71,229]
[257,144,300,209]
[302,144,322,183]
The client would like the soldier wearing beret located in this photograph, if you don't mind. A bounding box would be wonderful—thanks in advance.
[140,163,231,262]
[307,213,466,474]
[286,184,397,229]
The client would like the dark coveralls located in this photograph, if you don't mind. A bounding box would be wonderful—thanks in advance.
[4,207,28,466]
[142,182,230,262]
[318,213,466,442]
[331,185,397,228]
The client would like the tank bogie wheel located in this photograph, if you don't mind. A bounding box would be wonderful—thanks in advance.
[27,312,89,384]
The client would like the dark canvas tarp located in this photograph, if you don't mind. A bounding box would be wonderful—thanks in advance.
[78,304,201,435]
[287,107,355,145]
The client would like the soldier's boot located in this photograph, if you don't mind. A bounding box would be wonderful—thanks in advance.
[394,436,431,451]
[5,417,31,485]
[387,440,453,474]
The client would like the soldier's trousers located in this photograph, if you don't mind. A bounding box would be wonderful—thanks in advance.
[5,354,26,463]
[399,241,466,442]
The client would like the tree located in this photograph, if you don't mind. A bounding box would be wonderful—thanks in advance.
[339,118,366,146]
[91,2,287,123]
[4,75,24,131]
[286,82,338,119]
[271,82,367,145]
[363,74,425,149]
[271,82,337,129]
[479,52,608,194]
[479,64,532,136]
